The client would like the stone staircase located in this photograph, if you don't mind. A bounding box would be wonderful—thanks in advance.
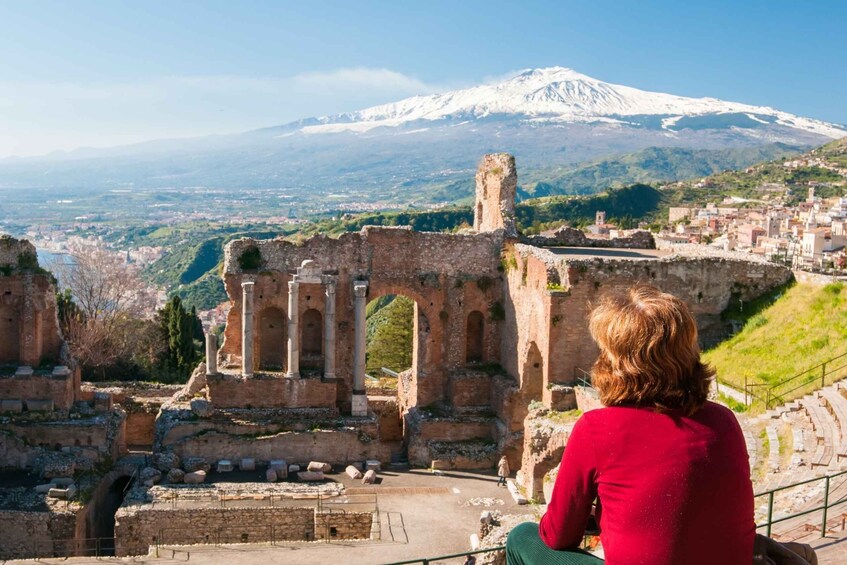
[738,382,847,541]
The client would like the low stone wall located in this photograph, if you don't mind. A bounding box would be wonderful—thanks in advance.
[166,426,393,466]
[792,270,845,287]
[526,227,656,249]
[314,510,373,540]
[207,373,337,409]
[0,370,76,412]
[0,509,81,560]
[115,506,371,556]
[1,409,127,470]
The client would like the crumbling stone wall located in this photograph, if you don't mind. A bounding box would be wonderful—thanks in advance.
[115,506,370,556]
[0,509,81,560]
[0,274,65,367]
[526,226,656,249]
[221,226,505,411]
[474,153,517,236]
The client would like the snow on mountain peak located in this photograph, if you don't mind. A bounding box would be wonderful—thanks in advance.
[299,67,846,139]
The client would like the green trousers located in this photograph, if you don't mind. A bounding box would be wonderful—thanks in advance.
[506,522,605,565]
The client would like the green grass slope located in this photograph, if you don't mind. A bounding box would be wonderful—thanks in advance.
[704,282,847,400]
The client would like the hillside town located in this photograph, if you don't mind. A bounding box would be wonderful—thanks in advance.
[658,187,847,272]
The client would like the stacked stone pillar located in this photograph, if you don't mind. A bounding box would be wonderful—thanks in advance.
[323,277,337,379]
[205,332,217,375]
[352,281,369,416]
[241,281,254,377]
[286,280,300,379]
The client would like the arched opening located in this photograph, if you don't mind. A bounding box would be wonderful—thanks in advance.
[0,304,20,363]
[523,342,544,401]
[301,308,323,371]
[465,311,484,363]
[87,474,132,556]
[366,295,414,381]
[258,307,286,371]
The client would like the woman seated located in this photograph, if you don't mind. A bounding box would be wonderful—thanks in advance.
[506,285,756,564]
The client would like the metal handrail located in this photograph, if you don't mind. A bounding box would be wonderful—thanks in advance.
[573,367,592,388]
[763,351,847,408]
[385,545,507,565]
[755,468,847,537]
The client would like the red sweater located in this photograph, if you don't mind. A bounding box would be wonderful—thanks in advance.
[539,402,755,565]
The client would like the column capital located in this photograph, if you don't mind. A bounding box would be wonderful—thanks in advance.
[288,279,300,290]
[242,280,255,289]
[353,281,368,298]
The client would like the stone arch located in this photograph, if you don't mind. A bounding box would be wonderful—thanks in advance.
[0,304,20,363]
[365,287,437,406]
[522,341,544,401]
[465,310,484,363]
[301,308,323,370]
[258,306,286,370]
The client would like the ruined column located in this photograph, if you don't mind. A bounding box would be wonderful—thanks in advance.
[241,281,254,377]
[205,332,217,375]
[323,278,337,379]
[352,281,369,416]
[286,280,300,379]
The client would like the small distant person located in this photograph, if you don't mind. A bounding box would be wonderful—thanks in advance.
[497,455,510,486]
[463,555,477,565]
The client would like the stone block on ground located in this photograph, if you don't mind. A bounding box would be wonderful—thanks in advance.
[240,458,256,471]
[48,485,77,500]
[52,477,74,487]
[362,470,377,484]
[0,399,22,413]
[184,470,207,484]
[183,457,211,473]
[93,391,113,412]
[308,461,332,473]
[470,533,480,550]
[297,471,325,482]
[345,465,363,480]
[480,511,493,524]
[35,483,54,494]
[270,460,288,479]
[365,460,381,472]
[288,464,300,474]
[153,452,180,472]
[431,459,449,471]
[26,399,54,412]
[190,397,213,418]
[167,469,185,484]
[140,467,162,486]
[506,480,528,505]
[217,459,234,472]
[266,468,278,482]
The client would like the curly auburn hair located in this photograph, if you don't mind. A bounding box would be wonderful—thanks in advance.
[588,285,715,416]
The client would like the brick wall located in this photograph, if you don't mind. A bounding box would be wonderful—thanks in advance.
[206,373,337,409]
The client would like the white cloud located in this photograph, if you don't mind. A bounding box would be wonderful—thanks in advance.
[0,68,445,158]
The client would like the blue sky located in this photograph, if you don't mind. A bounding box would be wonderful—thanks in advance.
[1,0,845,157]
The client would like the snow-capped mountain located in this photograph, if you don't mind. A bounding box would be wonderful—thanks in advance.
[295,67,845,140]
[0,67,844,204]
